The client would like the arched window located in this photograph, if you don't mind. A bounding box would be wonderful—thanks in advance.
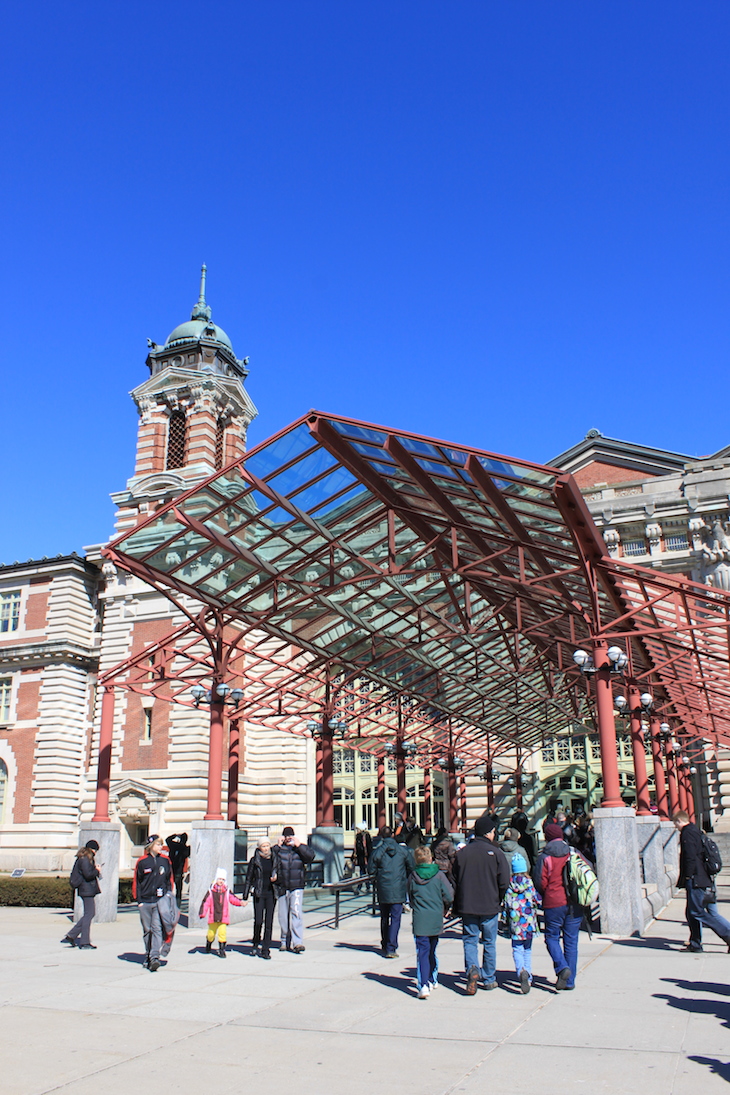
[0,758,7,823]
[215,418,225,470]
[166,410,187,469]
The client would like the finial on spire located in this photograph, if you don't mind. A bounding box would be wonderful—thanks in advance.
[190,263,212,321]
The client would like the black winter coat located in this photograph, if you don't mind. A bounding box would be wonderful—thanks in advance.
[454,836,511,917]
[276,841,315,891]
[243,848,281,899]
[134,852,173,903]
[678,822,713,889]
[74,855,101,898]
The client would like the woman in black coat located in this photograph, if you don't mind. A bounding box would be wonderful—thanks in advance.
[242,838,280,959]
[62,841,101,949]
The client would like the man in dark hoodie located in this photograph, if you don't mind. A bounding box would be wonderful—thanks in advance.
[371,824,415,958]
[454,815,511,993]
[674,810,730,952]
[533,821,583,990]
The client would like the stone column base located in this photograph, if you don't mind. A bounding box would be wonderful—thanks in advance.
[188,821,235,930]
[593,806,643,937]
[77,823,121,924]
[309,826,345,884]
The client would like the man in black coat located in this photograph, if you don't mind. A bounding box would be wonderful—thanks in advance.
[277,826,315,953]
[674,810,730,952]
[454,815,510,993]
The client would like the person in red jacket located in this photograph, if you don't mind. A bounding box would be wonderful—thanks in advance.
[533,822,584,991]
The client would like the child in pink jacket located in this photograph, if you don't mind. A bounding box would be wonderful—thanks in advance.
[198,867,242,957]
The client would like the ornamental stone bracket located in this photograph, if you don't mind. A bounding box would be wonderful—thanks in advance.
[646,523,663,556]
[109,778,170,825]
[602,528,620,558]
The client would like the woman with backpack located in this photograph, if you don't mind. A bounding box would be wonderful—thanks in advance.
[62,840,101,950]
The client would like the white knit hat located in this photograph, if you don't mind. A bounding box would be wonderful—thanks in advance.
[214,867,227,883]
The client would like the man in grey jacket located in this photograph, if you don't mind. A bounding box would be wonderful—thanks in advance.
[370,825,415,958]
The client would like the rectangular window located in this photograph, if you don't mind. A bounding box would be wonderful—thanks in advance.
[623,541,645,557]
[541,740,555,764]
[0,591,21,633]
[142,708,152,742]
[359,753,373,773]
[0,678,11,722]
[666,534,688,552]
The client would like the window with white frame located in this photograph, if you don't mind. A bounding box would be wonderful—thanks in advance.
[0,679,12,723]
[0,591,21,633]
[666,533,689,552]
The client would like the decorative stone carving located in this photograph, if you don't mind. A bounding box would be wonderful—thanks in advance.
[602,528,620,558]
[646,523,662,556]
[698,516,730,591]
[689,517,706,552]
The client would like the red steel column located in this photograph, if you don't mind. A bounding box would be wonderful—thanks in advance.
[666,745,680,816]
[448,761,459,831]
[377,755,386,829]
[315,738,323,827]
[227,718,240,826]
[205,696,225,820]
[593,642,623,808]
[460,773,467,830]
[320,726,336,827]
[628,686,651,816]
[423,766,432,834]
[92,685,115,823]
[396,741,407,819]
[649,716,669,819]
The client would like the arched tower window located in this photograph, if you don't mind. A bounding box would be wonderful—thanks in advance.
[215,418,225,470]
[166,410,187,469]
[0,758,7,824]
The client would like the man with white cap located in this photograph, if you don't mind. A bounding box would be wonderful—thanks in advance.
[277,827,315,953]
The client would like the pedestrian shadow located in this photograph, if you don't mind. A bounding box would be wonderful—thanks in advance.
[362,970,416,997]
[653,992,730,1031]
[686,1057,730,1084]
[661,978,730,998]
[117,952,147,965]
[333,942,383,953]
[610,936,676,951]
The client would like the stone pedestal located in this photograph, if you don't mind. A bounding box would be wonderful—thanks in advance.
[660,819,679,889]
[309,825,345,884]
[636,815,671,921]
[593,806,644,937]
[188,821,237,929]
[77,823,121,924]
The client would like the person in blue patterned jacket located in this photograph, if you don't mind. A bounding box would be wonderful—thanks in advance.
[503,851,541,993]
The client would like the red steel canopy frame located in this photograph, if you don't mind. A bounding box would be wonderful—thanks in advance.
[96,411,730,820]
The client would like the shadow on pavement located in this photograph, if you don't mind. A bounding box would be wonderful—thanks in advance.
[610,936,677,951]
[653,992,730,1030]
[333,942,383,953]
[362,970,416,997]
[661,978,730,997]
[686,1057,730,1084]
[117,952,147,965]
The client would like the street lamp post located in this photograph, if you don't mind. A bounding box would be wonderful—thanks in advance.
[572,643,627,808]
[191,682,244,822]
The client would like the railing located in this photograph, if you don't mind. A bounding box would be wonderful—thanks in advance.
[319,874,377,928]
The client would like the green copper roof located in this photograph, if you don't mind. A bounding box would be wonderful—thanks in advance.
[165,265,234,351]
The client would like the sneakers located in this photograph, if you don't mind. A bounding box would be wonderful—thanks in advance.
[466,965,480,995]
[429,981,439,991]
[417,985,430,1000]
[292,945,305,953]
[261,951,272,960]
[519,969,531,994]
[384,950,398,959]
[482,981,498,990]
[556,967,571,990]
[78,944,97,950]
[681,942,703,953]
[61,936,76,947]
[147,958,160,972]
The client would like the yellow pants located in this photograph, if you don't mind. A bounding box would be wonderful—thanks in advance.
[206,922,227,943]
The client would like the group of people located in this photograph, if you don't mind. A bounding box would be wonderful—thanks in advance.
[368,814,586,999]
[61,807,729,993]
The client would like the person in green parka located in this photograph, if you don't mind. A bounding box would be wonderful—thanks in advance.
[408,845,454,999]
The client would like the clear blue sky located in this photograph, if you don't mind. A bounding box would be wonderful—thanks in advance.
[2,2,729,561]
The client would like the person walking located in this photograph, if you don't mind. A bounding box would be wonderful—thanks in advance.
[243,837,280,958]
[62,841,101,950]
[395,813,424,850]
[533,822,584,990]
[453,815,510,993]
[276,826,315,953]
[354,821,373,890]
[166,832,190,903]
[431,826,457,885]
[198,867,242,957]
[408,845,453,999]
[134,834,173,972]
[504,850,541,993]
[371,824,415,958]
[674,810,730,952]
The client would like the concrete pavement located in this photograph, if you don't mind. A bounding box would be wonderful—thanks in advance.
[0,878,728,1095]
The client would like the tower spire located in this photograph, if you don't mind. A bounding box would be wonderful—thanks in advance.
[190,263,212,321]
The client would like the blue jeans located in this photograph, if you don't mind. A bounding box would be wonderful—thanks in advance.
[686,880,730,945]
[462,913,499,983]
[415,935,439,989]
[543,905,582,988]
[512,932,533,980]
[380,902,403,954]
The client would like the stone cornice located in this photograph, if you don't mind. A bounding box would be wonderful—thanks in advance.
[0,639,100,671]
